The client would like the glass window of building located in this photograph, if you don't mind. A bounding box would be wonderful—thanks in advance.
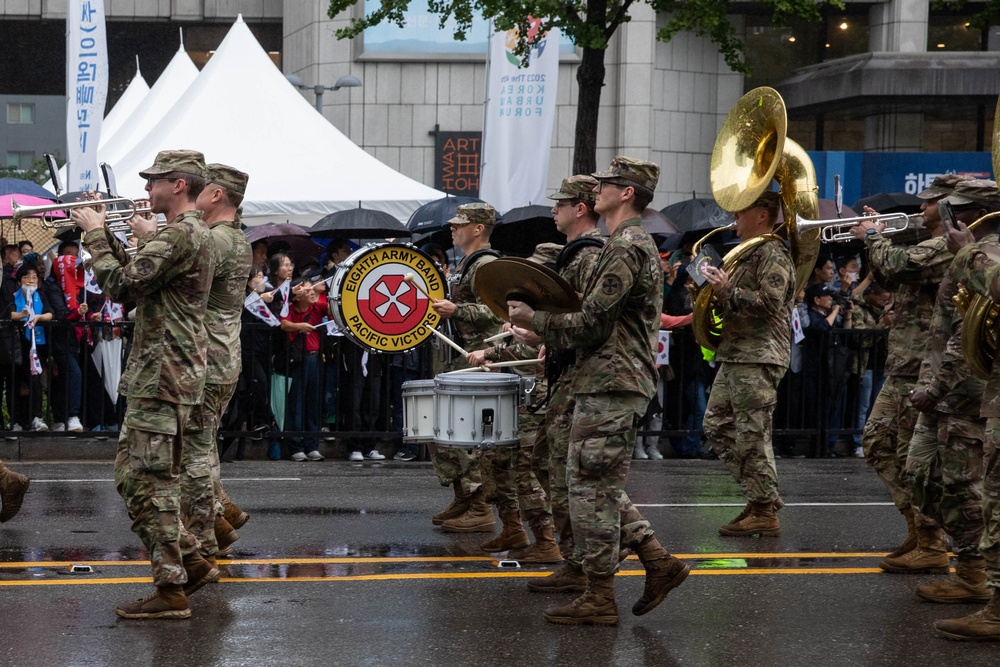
[7,103,34,124]
[928,7,986,51]
[6,151,35,169]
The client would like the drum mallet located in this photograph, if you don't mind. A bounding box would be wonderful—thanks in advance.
[404,273,435,300]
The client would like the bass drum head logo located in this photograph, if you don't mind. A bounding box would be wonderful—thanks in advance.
[335,244,446,353]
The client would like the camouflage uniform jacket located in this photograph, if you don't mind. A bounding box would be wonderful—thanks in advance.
[205,218,253,386]
[83,210,215,405]
[865,233,952,377]
[849,295,884,375]
[532,217,661,399]
[953,235,1000,417]
[714,238,794,367]
[914,237,989,416]
[446,244,502,367]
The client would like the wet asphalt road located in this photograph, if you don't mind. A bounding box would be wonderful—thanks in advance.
[1,457,996,667]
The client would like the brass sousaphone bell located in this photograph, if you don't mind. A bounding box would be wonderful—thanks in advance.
[691,87,820,351]
[475,257,582,321]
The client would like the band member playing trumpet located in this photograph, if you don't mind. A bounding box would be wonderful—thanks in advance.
[427,204,506,535]
[72,150,218,620]
[510,157,688,626]
[702,190,794,536]
[849,174,968,572]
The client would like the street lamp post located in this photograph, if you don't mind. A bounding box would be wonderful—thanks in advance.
[284,74,363,113]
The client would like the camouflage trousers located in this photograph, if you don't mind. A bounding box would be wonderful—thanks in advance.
[113,398,200,587]
[703,362,785,503]
[430,445,482,495]
[906,411,985,557]
[547,376,576,552]
[568,392,655,577]
[480,403,549,513]
[861,375,918,510]
[184,381,238,557]
[980,418,1000,589]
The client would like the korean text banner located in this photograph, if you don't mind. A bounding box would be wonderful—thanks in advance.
[66,0,108,191]
[479,22,560,213]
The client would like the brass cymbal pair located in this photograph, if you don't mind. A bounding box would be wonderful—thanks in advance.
[475,257,581,319]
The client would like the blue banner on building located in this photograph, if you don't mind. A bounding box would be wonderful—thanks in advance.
[808,151,993,208]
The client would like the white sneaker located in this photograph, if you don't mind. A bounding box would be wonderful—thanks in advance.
[349,451,364,462]
[633,445,648,460]
[646,445,664,460]
[11,424,22,432]
[291,452,307,462]
[31,417,48,432]
[67,417,84,432]
[52,422,66,432]
[320,427,337,442]
[306,450,324,461]
[365,450,386,460]
[853,446,864,458]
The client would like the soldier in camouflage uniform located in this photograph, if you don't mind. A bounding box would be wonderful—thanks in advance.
[510,158,689,625]
[897,182,1000,601]
[0,459,29,523]
[72,150,218,620]
[701,190,794,537]
[850,174,969,569]
[931,185,1000,640]
[190,164,254,559]
[428,204,505,534]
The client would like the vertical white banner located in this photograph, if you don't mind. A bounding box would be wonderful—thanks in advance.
[479,20,559,213]
[66,0,108,191]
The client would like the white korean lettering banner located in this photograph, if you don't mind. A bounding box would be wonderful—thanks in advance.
[66,0,108,191]
[479,20,559,213]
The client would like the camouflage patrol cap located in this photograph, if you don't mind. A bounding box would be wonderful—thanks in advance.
[548,175,598,201]
[205,163,249,195]
[593,156,659,190]
[942,179,1000,207]
[138,149,206,179]
[448,203,496,227]
[917,174,974,200]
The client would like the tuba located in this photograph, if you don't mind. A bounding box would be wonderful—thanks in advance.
[691,87,820,351]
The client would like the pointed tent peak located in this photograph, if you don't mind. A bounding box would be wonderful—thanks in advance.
[179,27,184,50]
[236,13,244,23]
[135,54,141,74]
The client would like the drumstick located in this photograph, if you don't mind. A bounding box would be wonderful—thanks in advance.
[404,273,435,300]
[441,367,488,374]
[484,330,512,344]
[424,324,469,356]
[478,359,542,369]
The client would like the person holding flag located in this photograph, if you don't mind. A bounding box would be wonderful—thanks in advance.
[6,261,52,432]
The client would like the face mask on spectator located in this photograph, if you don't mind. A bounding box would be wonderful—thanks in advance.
[20,285,36,300]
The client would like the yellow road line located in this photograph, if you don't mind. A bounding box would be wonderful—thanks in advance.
[0,552,902,569]
[0,567,890,587]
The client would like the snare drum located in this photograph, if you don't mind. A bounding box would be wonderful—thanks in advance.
[401,379,436,443]
[433,373,520,449]
[329,243,446,353]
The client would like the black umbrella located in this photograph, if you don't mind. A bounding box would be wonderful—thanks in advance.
[492,205,565,257]
[852,192,923,214]
[406,195,485,234]
[597,208,679,238]
[311,207,411,239]
[660,198,731,233]
[245,222,326,261]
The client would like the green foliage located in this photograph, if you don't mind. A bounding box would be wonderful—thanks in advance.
[0,159,56,186]
[932,0,1000,30]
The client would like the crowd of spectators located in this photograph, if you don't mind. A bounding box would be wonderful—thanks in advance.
[0,232,889,462]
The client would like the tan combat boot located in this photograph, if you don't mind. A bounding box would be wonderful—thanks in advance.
[0,464,30,523]
[507,510,563,564]
[115,585,191,619]
[934,594,1000,641]
[718,500,780,537]
[440,490,495,533]
[480,508,530,552]
[526,561,588,593]
[631,536,690,615]
[431,482,471,526]
[725,496,784,526]
[543,574,618,625]
[879,523,950,574]
[916,557,994,604]
[215,515,239,557]
[886,506,918,559]
[222,498,250,530]
[182,552,222,597]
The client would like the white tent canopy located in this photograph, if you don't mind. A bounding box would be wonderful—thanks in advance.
[100,61,149,148]
[110,15,443,225]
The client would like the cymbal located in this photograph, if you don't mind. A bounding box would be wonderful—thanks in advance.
[475,257,582,320]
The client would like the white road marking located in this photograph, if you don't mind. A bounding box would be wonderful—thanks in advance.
[635,502,894,508]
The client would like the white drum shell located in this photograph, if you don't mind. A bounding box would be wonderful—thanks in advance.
[433,373,520,448]
[401,379,436,443]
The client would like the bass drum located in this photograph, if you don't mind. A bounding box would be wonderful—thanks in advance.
[330,242,446,353]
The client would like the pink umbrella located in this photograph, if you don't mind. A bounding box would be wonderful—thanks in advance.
[0,194,66,219]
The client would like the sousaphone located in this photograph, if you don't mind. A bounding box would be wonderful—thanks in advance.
[691,87,820,351]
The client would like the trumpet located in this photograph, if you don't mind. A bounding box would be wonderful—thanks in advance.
[794,212,916,243]
[11,197,151,228]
